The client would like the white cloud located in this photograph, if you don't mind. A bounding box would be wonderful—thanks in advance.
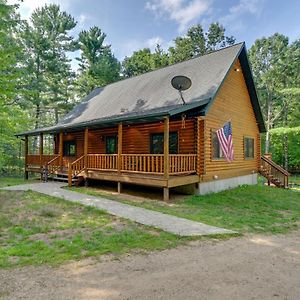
[146,0,212,32]
[220,0,264,30]
[146,36,164,49]
[229,0,261,15]
[78,13,88,29]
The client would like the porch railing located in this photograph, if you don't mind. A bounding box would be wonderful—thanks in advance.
[81,154,198,175]
[27,154,57,167]
[27,153,198,178]
[121,154,164,174]
[87,154,118,171]
[169,154,197,174]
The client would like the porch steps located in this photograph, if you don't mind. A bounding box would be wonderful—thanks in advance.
[259,156,289,188]
[50,173,79,185]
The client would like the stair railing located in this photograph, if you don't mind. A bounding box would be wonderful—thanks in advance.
[68,156,85,186]
[47,155,61,174]
[260,156,290,188]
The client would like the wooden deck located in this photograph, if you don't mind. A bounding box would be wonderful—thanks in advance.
[26,152,199,200]
[86,169,199,188]
[24,117,200,200]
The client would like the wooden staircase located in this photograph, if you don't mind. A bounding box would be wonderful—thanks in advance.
[47,155,83,186]
[51,172,80,185]
[259,156,289,188]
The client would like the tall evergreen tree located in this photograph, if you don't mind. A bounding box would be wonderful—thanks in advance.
[20,4,76,128]
[169,23,235,64]
[0,0,22,104]
[0,0,32,174]
[76,26,120,95]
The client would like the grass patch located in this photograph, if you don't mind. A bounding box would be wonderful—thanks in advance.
[0,190,185,269]
[0,177,37,188]
[69,185,300,235]
[290,174,300,185]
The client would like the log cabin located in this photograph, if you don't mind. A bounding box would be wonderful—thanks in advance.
[16,42,289,200]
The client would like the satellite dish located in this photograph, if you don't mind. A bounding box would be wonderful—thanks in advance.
[171,75,192,105]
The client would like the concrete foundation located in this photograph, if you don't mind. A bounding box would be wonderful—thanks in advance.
[196,173,258,195]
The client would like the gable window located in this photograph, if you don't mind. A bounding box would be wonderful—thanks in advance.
[150,132,178,154]
[212,131,224,159]
[106,136,117,154]
[63,141,76,156]
[244,137,254,159]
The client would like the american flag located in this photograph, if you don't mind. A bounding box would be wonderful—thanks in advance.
[216,121,234,162]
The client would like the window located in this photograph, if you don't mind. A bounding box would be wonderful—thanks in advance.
[106,136,117,154]
[212,131,224,159]
[150,132,178,154]
[63,141,76,156]
[244,137,254,159]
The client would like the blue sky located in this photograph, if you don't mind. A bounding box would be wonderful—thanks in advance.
[10,0,300,69]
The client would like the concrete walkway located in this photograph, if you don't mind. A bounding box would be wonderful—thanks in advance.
[3,182,236,236]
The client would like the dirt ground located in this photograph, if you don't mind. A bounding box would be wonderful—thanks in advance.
[1,231,299,300]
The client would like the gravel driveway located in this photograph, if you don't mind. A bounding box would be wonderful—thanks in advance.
[1,231,299,300]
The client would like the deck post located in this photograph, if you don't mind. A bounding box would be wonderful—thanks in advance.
[163,187,169,201]
[117,123,123,194]
[84,128,89,177]
[68,163,72,187]
[197,117,206,177]
[24,135,28,180]
[117,182,122,194]
[164,116,169,201]
[39,132,43,173]
[118,123,123,174]
[59,132,63,171]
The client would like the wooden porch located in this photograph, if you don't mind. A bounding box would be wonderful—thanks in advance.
[24,117,201,200]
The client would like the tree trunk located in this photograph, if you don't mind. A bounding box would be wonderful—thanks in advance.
[283,101,288,170]
[33,103,40,153]
[265,93,272,154]
[54,107,59,124]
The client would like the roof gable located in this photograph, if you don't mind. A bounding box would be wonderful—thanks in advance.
[202,44,266,132]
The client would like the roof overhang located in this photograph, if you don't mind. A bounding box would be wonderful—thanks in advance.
[15,98,210,137]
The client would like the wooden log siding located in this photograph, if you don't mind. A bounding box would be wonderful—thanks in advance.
[202,59,260,181]
[86,119,196,154]
[55,119,196,157]
[197,117,206,175]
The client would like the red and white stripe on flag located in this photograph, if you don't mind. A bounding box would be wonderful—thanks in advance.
[216,121,234,162]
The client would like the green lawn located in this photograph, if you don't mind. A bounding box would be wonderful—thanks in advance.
[70,185,300,234]
[290,174,300,185]
[0,177,37,188]
[0,190,184,269]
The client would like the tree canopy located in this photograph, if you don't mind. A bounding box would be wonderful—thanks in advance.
[76,26,120,96]
[122,22,236,77]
